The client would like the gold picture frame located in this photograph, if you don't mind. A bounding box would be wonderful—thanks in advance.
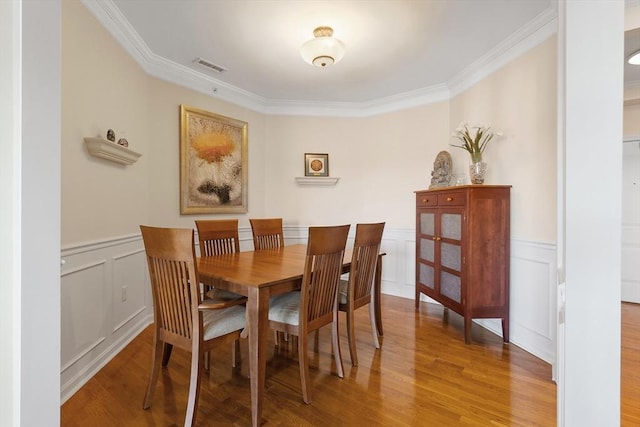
[180,105,248,214]
[304,153,329,177]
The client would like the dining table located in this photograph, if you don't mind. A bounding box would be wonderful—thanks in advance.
[197,243,384,427]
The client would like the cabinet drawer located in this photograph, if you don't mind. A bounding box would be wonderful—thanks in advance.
[416,194,437,207]
[438,193,465,206]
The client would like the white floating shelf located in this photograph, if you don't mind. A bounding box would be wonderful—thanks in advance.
[84,137,142,165]
[295,176,340,186]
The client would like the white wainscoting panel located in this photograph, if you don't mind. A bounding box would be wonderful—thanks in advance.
[112,249,147,333]
[60,235,152,403]
[59,226,557,404]
[477,239,557,364]
[60,260,107,372]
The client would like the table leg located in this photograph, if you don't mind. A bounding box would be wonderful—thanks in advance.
[247,287,269,427]
[374,254,384,337]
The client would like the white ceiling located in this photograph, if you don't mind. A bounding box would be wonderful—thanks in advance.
[87,0,639,113]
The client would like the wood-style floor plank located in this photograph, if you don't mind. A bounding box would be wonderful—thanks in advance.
[622,302,640,427]
[61,296,637,426]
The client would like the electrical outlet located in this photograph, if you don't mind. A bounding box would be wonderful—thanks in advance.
[121,286,127,302]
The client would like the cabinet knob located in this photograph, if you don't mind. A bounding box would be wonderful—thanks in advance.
[446,197,453,202]
[423,198,429,203]
[433,236,441,241]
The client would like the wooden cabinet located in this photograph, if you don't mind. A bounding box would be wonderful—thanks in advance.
[415,185,510,344]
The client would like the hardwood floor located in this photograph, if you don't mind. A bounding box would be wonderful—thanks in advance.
[622,302,640,427]
[61,296,637,426]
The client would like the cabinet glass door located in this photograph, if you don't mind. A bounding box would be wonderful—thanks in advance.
[419,212,435,289]
[439,212,462,302]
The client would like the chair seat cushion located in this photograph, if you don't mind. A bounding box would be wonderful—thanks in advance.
[338,279,348,305]
[205,287,246,303]
[202,304,246,340]
[268,291,300,326]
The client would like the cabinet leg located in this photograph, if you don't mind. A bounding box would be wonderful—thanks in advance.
[502,317,509,343]
[464,317,472,344]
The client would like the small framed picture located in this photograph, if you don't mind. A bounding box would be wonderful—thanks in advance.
[304,153,329,177]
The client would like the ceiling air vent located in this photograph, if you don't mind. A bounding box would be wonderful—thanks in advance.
[193,57,227,73]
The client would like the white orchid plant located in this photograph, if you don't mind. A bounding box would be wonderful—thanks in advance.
[451,121,502,163]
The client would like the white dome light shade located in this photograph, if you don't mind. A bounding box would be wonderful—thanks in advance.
[629,49,640,65]
[300,26,346,68]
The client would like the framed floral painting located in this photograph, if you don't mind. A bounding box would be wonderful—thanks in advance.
[180,105,248,214]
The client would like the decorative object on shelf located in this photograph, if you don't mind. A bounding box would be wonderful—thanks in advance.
[452,173,466,186]
[117,131,129,147]
[300,26,345,68]
[84,137,142,165]
[180,104,248,214]
[451,121,501,185]
[106,129,115,142]
[304,153,329,177]
[469,161,487,184]
[429,151,453,189]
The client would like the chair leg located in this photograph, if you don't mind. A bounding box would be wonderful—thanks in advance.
[369,301,380,349]
[298,332,312,404]
[185,348,203,427]
[161,343,173,367]
[232,339,240,368]
[332,309,344,378]
[346,306,358,367]
[143,336,164,409]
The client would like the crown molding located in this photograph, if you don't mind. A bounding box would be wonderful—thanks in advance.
[80,0,270,112]
[82,0,558,117]
[264,83,451,117]
[448,6,558,98]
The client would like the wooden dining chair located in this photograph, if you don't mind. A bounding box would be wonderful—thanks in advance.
[249,217,285,250]
[140,225,246,427]
[338,222,385,366]
[250,218,287,342]
[268,224,350,404]
[194,219,247,306]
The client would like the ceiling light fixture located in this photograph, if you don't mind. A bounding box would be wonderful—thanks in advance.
[300,26,345,68]
[629,49,640,65]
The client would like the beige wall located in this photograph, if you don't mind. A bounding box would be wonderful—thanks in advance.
[62,0,150,245]
[450,37,558,243]
[264,103,450,228]
[624,101,640,138]
[145,77,267,229]
[62,0,557,246]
